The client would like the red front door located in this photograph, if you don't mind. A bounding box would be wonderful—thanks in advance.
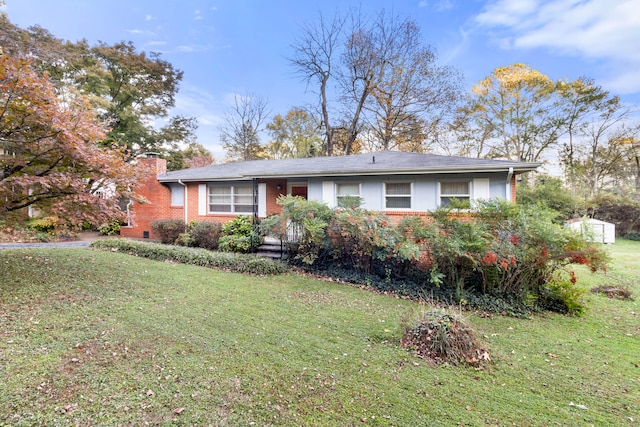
[290,185,308,199]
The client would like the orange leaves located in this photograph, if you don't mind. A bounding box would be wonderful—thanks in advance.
[0,52,140,226]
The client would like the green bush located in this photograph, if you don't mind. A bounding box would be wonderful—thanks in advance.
[98,220,121,236]
[219,216,262,253]
[27,216,59,234]
[260,196,608,316]
[174,232,193,246]
[188,221,223,250]
[624,232,640,241]
[539,271,587,316]
[90,239,288,275]
[590,193,640,236]
[150,218,186,244]
[327,208,399,274]
[259,196,334,264]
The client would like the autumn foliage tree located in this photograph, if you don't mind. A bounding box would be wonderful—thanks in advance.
[0,53,144,227]
[0,15,197,159]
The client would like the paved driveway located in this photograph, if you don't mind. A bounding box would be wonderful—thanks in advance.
[0,232,109,250]
[0,241,91,250]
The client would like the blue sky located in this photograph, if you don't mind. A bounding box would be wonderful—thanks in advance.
[4,0,640,159]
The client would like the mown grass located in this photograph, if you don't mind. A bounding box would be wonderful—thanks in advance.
[0,241,638,426]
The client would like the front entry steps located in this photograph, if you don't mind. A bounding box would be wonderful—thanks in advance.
[255,236,287,259]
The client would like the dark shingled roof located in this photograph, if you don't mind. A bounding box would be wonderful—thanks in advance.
[158,150,541,182]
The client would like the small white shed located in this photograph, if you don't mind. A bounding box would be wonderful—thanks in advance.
[567,218,615,244]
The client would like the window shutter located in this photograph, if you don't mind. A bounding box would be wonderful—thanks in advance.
[198,184,207,215]
[322,181,335,207]
[258,183,267,217]
[472,178,491,206]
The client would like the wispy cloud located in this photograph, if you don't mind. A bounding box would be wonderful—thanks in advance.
[418,0,453,10]
[474,0,640,93]
[127,28,156,36]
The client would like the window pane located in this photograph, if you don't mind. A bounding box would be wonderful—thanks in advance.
[441,182,469,195]
[234,195,253,205]
[234,186,253,195]
[209,186,231,212]
[336,183,359,196]
[233,186,253,213]
[210,204,231,212]
[210,187,231,196]
[386,196,411,209]
[386,183,411,196]
[234,205,254,213]
[440,196,470,207]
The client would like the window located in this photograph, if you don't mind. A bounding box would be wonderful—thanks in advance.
[439,181,470,206]
[169,183,184,207]
[336,183,361,208]
[209,185,253,213]
[385,182,411,209]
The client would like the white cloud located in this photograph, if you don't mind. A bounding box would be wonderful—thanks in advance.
[419,0,454,11]
[474,0,640,94]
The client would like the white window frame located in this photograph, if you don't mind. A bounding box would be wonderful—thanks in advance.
[439,180,471,207]
[335,182,361,208]
[384,181,412,210]
[208,184,254,214]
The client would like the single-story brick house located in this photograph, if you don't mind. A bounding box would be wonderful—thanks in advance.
[120,150,540,240]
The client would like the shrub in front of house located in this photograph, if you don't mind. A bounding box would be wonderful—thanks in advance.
[98,220,121,236]
[27,216,59,234]
[188,220,223,250]
[218,215,262,253]
[327,208,400,274]
[90,239,288,275]
[150,218,186,244]
[264,196,608,316]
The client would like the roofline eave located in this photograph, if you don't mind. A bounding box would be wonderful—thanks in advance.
[157,164,541,183]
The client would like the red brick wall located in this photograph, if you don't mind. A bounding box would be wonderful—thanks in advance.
[120,157,182,240]
[263,179,286,216]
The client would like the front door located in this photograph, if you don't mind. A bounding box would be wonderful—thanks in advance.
[290,185,308,199]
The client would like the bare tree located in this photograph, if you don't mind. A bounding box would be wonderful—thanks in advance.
[340,11,462,153]
[220,93,269,161]
[290,9,462,156]
[289,12,345,156]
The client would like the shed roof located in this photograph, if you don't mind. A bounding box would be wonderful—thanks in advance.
[158,150,541,182]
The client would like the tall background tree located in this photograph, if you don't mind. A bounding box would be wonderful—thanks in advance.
[266,108,323,159]
[0,15,198,159]
[220,93,270,161]
[454,64,564,163]
[290,9,462,156]
[0,53,143,226]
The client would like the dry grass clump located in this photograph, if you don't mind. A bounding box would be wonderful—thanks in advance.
[401,310,490,367]
[590,284,634,300]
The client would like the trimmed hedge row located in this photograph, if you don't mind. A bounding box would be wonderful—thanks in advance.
[90,239,288,275]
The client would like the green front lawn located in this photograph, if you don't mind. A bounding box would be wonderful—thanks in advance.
[0,241,638,425]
